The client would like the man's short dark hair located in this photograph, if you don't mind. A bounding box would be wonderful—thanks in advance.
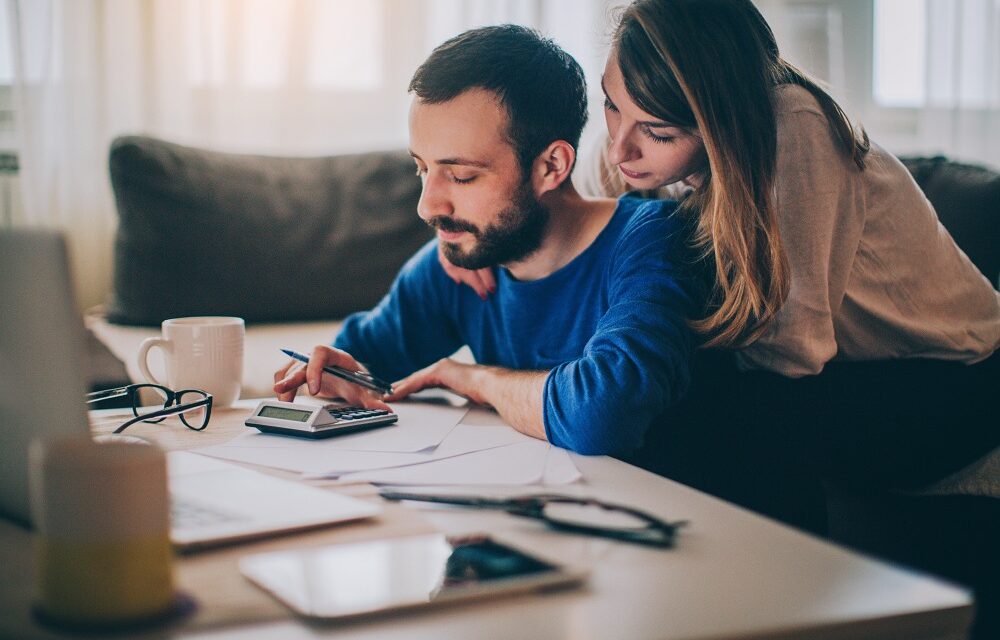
[409,24,588,177]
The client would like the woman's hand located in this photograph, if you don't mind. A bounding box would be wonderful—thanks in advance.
[273,344,391,410]
[438,244,496,299]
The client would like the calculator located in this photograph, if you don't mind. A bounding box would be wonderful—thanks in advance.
[245,400,398,439]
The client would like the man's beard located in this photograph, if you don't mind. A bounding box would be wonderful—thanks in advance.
[427,181,550,270]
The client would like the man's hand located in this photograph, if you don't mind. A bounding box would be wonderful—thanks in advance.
[384,358,486,404]
[272,344,391,411]
[387,358,547,441]
[438,244,496,300]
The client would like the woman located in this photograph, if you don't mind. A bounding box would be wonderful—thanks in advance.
[442,1,998,513]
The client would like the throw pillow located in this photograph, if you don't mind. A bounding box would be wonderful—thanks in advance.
[107,135,432,325]
[901,155,1000,286]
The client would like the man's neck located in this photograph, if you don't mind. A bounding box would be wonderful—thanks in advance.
[503,184,618,282]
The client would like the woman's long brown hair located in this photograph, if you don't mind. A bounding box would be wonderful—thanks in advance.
[614,0,869,347]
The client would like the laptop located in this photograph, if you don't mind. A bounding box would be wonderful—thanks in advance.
[0,229,379,546]
[167,451,378,551]
[0,229,90,525]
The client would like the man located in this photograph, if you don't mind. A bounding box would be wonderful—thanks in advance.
[274,25,699,456]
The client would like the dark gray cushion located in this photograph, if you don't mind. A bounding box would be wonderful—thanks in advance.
[901,155,1000,286]
[107,135,431,325]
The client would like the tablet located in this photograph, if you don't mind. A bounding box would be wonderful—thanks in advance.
[239,533,587,621]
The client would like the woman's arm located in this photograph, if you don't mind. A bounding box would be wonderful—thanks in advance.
[737,103,866,376]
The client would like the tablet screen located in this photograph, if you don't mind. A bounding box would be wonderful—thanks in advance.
[240,533,583,619]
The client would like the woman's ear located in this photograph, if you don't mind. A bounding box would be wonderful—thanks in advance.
[530,140,576,196]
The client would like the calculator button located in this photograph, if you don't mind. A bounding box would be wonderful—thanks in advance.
[328,406,360,415]
[322,405,393,423]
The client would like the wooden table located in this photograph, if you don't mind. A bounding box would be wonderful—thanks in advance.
[0,401,973,640]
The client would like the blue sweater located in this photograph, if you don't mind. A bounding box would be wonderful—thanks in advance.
[335,196,699,457]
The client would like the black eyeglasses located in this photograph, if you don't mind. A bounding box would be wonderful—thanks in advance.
[86,383,213,434]
[379,491,687,548]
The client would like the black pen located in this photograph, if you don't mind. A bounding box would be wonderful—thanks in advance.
[281,349,393,395]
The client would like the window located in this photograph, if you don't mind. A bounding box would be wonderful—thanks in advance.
[0,1,17,227]
[185,0,384,91]
[0,3,12,84]
[874,0,1000,110]
[0,2,16,150]
[874,0,926,108]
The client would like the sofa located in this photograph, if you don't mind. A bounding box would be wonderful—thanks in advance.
[88,135,998,636]
[89,136,1000,384]
[89,135,432,398]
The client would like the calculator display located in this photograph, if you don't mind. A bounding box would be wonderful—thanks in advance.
[258,406,313,422]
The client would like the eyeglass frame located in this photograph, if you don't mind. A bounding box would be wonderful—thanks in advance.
[379,491,687,548]
[86,383,213,434]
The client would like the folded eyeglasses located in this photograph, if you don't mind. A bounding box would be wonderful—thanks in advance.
[86,383,213,434]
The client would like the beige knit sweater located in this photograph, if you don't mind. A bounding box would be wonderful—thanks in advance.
[578,84,1000,377]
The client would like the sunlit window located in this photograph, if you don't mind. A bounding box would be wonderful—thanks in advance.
[240,0,294,89]
[307,0,382,90]
[874,0,926,107]
[0,4,13,84]
[875,0,999,109]
[185,0,383,90]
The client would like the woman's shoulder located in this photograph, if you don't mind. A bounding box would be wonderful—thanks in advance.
[772,83,826,117]
[771,84,903,180]
[771,84,846,146]
[771,84,859,169]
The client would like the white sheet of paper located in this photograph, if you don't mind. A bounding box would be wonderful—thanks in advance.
[167,450,239,476]
[303,424,530,476]
[240,401,469,453]
[458,406,511,427]
[194,424,528,475]
[192,439,424,474]
[542,447,582,484]
[337,440,551,486]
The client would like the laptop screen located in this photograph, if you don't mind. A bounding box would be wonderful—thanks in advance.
[0,229,91,525]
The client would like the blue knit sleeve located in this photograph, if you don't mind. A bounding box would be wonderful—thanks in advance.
[542,201,698,456]
[333,240,464,382]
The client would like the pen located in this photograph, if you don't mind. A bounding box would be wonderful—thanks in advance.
[280,349,394,395]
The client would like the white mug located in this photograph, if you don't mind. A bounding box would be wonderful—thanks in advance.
[137,316,244,408]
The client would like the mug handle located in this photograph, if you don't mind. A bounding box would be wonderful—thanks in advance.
[137,337,171,387]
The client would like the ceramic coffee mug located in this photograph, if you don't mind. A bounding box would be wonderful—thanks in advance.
[29,437,175,628]
[137,316,244,408]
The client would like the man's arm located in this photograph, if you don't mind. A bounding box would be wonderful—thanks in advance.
[389,201,700,456]
[543,207,698,456]
[387,361,547,439]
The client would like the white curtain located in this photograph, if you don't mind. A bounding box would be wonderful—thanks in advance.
[917,0,1000,167]
[4,0,617,310]
[6,0,428,308]
[427,0,621,138]
[5,0,997,308]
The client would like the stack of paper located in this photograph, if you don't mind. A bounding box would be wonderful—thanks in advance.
[194,401,581,486]
[337,439,581,485]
